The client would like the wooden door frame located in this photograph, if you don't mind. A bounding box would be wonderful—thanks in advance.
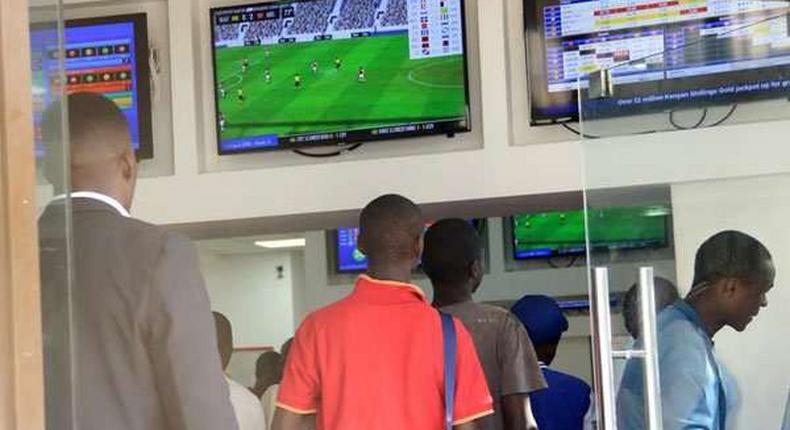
[0,0,45,429]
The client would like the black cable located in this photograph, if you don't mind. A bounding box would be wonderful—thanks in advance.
[560,122,601,139]
[669,104,738,130]
[669,108,708,130]
[547,254,580,269]
[707,104,738,128]
[292,142,364,158]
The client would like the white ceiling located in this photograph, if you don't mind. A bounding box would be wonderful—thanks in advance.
[195,234,306,256]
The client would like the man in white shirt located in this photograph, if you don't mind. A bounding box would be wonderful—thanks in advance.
[261,338,292,428]
[214,312,268,430]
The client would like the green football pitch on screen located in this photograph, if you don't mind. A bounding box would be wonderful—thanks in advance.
[513,206,669,256]
[214,33,468,140]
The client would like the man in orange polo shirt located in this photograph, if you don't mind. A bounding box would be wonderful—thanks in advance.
[272,194,493,430]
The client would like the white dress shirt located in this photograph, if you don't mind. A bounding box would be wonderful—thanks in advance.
[57,191,131,218]
[227,377,267,430]
[261,384,279,429]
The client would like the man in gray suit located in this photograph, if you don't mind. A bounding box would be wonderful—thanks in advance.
[38,92,238,430]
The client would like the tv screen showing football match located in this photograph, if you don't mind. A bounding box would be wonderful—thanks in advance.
[210,0,471,154]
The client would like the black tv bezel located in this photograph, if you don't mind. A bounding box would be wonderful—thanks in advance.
[523,0,790,125]
[209,0,473,155]
[65,13,154,160]
[508,209,670,261]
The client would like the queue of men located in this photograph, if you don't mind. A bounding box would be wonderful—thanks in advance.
[39,92,778,430]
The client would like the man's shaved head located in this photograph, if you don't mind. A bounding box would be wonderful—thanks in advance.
[212,311,233,370]
[358,194,423,266]
[42,92,136,208]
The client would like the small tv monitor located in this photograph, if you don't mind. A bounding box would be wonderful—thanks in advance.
[336,227,367,273]
[524,0,790,123]
[210,0,472,154]
[511,205,669,260]
[334,219,485,273]
[30,14,154,159]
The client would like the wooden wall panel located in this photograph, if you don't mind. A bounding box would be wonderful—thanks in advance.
[0,0,45,428]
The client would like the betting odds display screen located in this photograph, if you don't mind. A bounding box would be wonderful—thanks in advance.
[525,0,790,122]
[30,14,153,158]
[210,0,471,154]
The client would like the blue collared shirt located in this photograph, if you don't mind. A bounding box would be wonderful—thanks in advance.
[618,300,729,430]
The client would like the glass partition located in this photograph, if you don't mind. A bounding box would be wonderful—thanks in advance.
[577,3,790,428]
[29,0,74,428]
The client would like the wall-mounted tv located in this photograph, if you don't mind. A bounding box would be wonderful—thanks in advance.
[334,219,486,273]
[210,0,472,154]
[30,14,154,159]
[511,205,670,260]
[524,0,790,124]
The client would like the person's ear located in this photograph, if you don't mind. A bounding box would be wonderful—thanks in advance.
[469,259,484,293]
[414,234,424,262]
[357,231,368,256]
[720,279,739,299]
[470,259,483,282]
[120,146,136,183]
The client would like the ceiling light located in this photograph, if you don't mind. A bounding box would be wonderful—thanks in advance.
[254,238,306,249]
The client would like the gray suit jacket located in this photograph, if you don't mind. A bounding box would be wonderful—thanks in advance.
[39,197,239,430]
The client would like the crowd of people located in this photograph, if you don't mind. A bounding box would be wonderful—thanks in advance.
[38,91,780,430]
[215,0,409,43]
[380,0,407,27]
[286,0,336,35]
[216,23,242,42]
[333,0,382,31]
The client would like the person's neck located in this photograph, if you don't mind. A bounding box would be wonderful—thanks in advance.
[432,284,473,308]
[366,263,413,284]
[685,296,726,338]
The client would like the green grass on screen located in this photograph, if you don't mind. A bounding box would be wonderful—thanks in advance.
[513,206,669,256]
[214,33,467,140]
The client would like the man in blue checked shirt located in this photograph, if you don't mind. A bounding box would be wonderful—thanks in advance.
[618,230,776,430]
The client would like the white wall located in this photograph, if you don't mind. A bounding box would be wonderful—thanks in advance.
[131,0,588,225]
[50,0,790,232]
[673,175,790,430]
[100,0,787,244]
[199,251,297,384]
[200,251,296,346]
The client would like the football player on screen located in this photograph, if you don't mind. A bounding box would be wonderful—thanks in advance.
[357,67,366,83]
[294,74,302,89]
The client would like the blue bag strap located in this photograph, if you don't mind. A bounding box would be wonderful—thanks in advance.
[441,312,457,430]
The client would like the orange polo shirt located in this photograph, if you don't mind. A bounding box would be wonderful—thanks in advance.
[277,275,494,430]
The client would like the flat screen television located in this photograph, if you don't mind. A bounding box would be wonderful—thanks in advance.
[30,14,154,159]
[511,205,670,260]
[210,0,471,154]
[334,219,485,273]
[524,0,790,124]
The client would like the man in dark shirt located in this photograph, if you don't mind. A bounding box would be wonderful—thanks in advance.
[425,218,546,430]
